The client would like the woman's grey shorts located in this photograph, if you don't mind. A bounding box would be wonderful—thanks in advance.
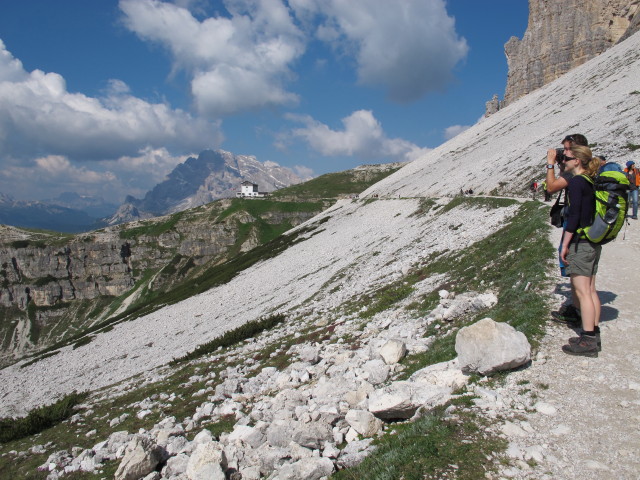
[566,240,602,277]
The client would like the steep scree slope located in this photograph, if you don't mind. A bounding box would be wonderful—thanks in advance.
[0,31,639,416]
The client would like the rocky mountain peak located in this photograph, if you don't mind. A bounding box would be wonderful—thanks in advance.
[106,149,306,225]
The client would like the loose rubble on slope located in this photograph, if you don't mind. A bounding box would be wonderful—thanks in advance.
[3,289,534,480]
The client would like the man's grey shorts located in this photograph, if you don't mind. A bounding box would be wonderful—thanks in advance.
[566,240,602,277]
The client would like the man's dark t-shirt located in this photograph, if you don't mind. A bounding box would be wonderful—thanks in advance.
[565,175,595,235]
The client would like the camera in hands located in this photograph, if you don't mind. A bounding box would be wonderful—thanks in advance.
[555,148,566,163]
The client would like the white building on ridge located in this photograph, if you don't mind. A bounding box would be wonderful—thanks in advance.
[236,181,269,198]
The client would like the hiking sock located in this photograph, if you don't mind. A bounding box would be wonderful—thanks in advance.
[583,330,596,337]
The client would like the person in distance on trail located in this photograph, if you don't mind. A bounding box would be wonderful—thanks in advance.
[546,134,589,325]
[559,145,602,357]
[542,180,551,201]
[624,160,639,220]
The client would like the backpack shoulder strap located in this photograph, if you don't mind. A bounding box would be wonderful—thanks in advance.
[579,174,594,185]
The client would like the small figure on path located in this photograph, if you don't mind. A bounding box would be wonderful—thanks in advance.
[624,160,639,220]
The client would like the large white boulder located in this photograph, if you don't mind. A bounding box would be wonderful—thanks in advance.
[298,345,321,364]
[162,453,189,478]
[185,441,227,480]
[277,457,335,480]
[359,359,390,385]
[114,435,163,480]
[378,339,407,364]
[368,382,450,419]
[227,425,266,449]
[345,409,383,437]
[410,359,469,390]
[266,420,333,449]
[455,318,531,375]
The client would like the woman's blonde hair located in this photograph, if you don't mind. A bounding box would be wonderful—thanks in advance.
[571,145,599,177]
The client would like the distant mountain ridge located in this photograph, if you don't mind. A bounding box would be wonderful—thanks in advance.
[0,193,99,233]
[107,149,306,225]
[42,192,119,219]
[0,150,306,232]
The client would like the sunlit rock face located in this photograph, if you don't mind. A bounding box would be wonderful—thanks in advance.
[486,0,639,115]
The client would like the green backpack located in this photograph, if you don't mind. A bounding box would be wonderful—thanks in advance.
[577,172,630,244]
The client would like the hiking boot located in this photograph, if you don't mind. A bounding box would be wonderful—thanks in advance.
[562,334,598,357]
[550,305,581,326]
[569,332,601,351]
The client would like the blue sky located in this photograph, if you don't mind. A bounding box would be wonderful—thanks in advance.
[0,0,528,203]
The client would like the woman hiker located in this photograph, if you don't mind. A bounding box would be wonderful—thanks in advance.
[558,145,602,357]
[546,134,589,326]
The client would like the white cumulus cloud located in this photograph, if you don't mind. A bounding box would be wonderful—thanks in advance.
[0,148,191,202]
[120,0,467,114]
[119,0,305,116]
[289,0,468,102]
[0,39,220,162]
[444,124,471,140]
[282,110,429,162]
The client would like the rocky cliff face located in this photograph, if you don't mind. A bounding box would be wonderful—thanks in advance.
[0,164,400,365]
[487,0,639,115]
[0,201,320,365]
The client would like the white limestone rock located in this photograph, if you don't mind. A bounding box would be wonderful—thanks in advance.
[161,453,189,477]
[359,359,390,385]
[277,457,335,480]
[266,420,333,449]
[345,409,383,437]
[239,465,262,480]
[192,429,214,445]
[298,345,321,365]
[378,339,407,365]
[344,381,375,406]
[185,441,227,480]
[227,425,266,449]
[322,441,340,459]
[455,318,531,375]
[535,402,557,416]
[409,359,469,390]
[114,435,163,480]
[368,381,450,419]
[442,292,498,321]
[336,438,376,468]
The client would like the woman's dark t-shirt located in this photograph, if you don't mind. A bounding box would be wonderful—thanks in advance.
[565,175,595,234]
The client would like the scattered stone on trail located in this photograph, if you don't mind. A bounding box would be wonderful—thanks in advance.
[455,317,531,375]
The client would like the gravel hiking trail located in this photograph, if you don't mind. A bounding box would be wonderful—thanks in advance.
[499,216,640,479]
